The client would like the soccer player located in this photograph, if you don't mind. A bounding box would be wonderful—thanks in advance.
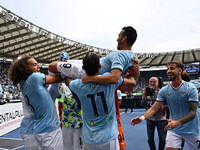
[48,26,139,87]
[8,56,63,150]
[49,26,139,149]
[65,52,136,150]
[131,61,200,150]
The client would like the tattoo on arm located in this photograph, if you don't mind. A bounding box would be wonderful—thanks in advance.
[178,101,198,125]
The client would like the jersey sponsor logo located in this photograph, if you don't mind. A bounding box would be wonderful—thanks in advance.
[35,114,44,120]
[89,116,113,127]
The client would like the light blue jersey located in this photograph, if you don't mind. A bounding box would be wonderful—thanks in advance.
[189,80,200,89]
[100,50,135,75]
[188,81,200,108]
[157,81,200,136]
[20,73,60,134]
[69,73,123,144]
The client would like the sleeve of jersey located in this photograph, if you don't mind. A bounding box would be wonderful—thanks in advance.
[188,86,198,102]
[30,73,45,86]
[111,52,126,71]
[57,62,85,79]
[156,88,165,102]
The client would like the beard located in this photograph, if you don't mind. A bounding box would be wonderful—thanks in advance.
[168,74,177,81]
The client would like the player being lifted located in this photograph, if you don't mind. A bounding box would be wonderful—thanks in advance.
[49,26,139,150]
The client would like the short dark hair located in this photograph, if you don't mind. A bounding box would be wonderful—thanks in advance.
[167,61,185,71]
[122,26,137,46]
[83,52,99,76]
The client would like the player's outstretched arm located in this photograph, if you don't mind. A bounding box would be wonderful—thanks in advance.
[121,76,136,92]
[46,75,63,84]
[131,101,163,126]
[82,69,122,84]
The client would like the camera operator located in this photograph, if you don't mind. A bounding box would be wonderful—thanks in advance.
[141,77,167,150]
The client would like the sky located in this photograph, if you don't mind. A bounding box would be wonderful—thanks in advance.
[1,0,200,53]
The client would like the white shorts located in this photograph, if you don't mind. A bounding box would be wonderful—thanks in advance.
[57,61,85,79]
[21,128,63,150]
[83,137,120,150]
[62,126,83,150]
[166,131,200,150]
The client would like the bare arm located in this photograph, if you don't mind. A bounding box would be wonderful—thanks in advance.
[132,60,140,81]
[65,77,73,86]
[131,101,163,126]
[143,101,163,119]
[179,101,197,124]
[45,75,63,84]
[120,76,136,92]
[82,69,122,84]
[164,101,198,131]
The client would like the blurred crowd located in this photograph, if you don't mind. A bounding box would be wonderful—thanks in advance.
[0,60,21,104]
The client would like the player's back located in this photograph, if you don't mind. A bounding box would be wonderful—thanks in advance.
[100,50,135,75]
[69,73,123,144]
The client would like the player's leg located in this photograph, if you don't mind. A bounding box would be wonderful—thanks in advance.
[62,126,73,150]
[73,127,83,150]
[83,137,119,150]
[183,135,200,150]
[166,131,184,150]
[21,134,40,150]
[35,128,63,150]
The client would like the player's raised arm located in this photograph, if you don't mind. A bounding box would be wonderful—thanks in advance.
[82,69,122,84]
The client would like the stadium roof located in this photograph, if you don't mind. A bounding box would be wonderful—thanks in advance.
[1,5,200,66]
[0,5,113,64]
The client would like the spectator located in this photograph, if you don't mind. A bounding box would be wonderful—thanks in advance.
[141,77,167,150]
[124,91,134,113]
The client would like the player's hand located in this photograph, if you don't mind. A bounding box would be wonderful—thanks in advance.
[130,117,142,126]
[82,75,92,83]
[164,119,181,131]
[132,61,140,81]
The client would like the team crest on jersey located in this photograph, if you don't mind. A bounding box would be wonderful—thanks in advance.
[179,90,186,95]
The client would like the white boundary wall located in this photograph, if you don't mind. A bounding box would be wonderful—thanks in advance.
[0,102,23,136]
